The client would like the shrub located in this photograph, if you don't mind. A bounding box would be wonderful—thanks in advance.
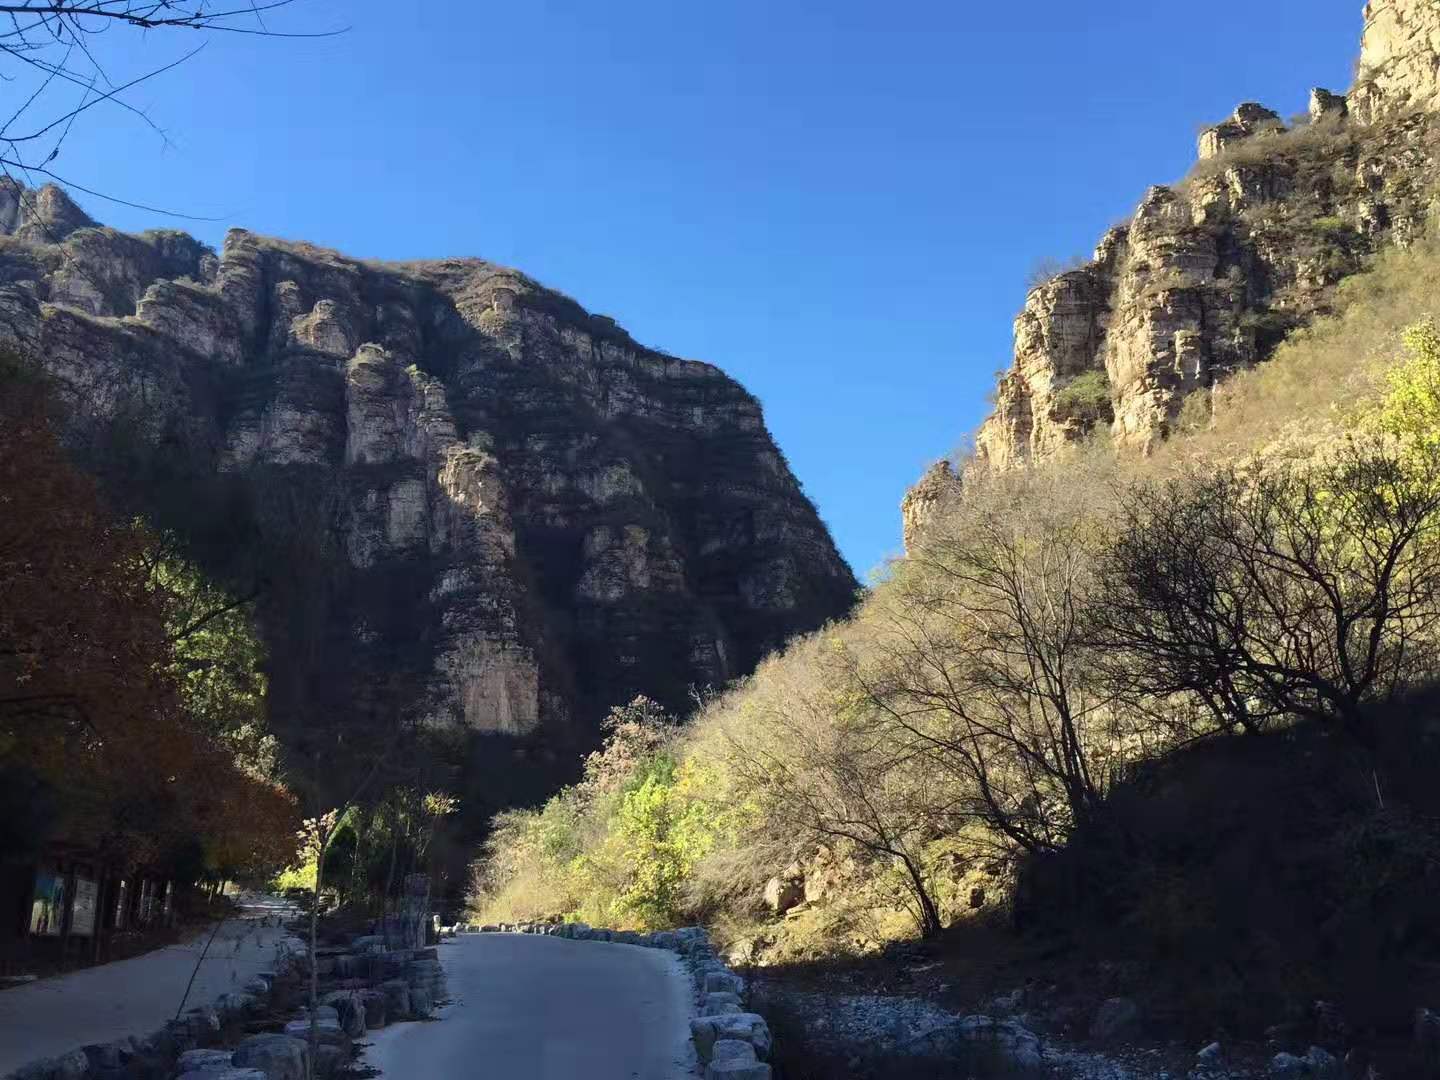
[1051,369,1112,424]
[1025,254,1088,290]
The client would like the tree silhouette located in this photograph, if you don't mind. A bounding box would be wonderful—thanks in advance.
[0,1,340,221]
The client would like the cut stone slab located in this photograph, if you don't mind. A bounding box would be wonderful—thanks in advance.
[177,1048,236,1072]
[703,970,744,996]
[232,1033,308,1080]
[690,1013,772,1062]
[706,1040,771,1080]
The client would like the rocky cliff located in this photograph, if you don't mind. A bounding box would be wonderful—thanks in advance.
[906,0,1440,546]
[0,186,856,813]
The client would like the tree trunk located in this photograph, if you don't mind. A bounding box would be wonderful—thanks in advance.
[383,819,399,914]
[307,858,322,1080]
[899,855,942,938]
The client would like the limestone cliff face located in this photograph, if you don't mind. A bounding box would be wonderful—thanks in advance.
[0,185,856,805]
[900,460,963,551]
[1352,0,1440,123]
[912,1,1440,549]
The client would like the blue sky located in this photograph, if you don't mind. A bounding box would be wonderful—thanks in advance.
[37,0,1360,576]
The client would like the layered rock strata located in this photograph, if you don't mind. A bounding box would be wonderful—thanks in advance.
[908,1,1440,550]
[0,181,856,810]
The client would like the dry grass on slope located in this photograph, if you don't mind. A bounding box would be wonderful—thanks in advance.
[1161,233,1440,466]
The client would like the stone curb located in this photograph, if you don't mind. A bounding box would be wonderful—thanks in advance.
[477,921,773,1079]
[4,926,449,1080]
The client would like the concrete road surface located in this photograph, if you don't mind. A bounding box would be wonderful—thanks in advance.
[366,934,696,1080]
[0,894,295,1074]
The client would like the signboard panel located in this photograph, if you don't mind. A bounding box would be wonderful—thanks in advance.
[138,879,155,925]
[29,869,65,937]
[70,877,98,937]
[113,878,129,930]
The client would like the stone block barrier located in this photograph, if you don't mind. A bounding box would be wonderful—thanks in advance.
[479,921,773,1079]
[4,924,448,1080]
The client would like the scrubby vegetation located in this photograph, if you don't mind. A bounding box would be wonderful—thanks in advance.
[1051,369,1113,425]
[0,354,299,884]
[469,233,1440,1071]
[470,237,1440,1054]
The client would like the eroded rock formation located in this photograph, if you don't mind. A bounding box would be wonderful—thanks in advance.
[1351,0,1440,123]
[906,0,1440,550]
[0,182,856,811]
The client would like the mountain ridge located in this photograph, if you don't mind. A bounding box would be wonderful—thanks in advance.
[0,184,858,829]
[903,0,1440,546]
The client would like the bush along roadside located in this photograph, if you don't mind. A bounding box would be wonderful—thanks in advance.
[3,923,447,1080]
[478,922,774,1079]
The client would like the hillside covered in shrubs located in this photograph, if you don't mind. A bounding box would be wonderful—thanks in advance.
[469,214,1440,1071]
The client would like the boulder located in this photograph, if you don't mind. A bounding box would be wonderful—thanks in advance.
[177,1048,236,1072]
[762,873,803,915]
[909,1016,1042,1074]
[281,1019,350,1067]
[1269,1052,1308,1076]
[704,970,744,996]
[232,1034,308,1080]
[321,991,367,1037]
[705,1039,771,1080]
[1197,1041,1223,1065]
[690,1013,772,1063]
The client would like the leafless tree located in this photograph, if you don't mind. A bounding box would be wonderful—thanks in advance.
[0,1,339,218]
[718,636,953,938]
[1102,438,1440,746]
[854,463,1123,855]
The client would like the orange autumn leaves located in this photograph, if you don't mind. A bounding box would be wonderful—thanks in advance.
[0,360,297,875]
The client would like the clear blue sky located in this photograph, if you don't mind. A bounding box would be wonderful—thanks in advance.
[44,0,1360,576]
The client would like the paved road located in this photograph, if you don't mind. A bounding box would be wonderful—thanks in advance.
[366,934,696,1080]
[0,895,293,1074]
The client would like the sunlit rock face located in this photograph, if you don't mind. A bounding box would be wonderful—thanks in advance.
[900,461,962,553]
[1350,0,1440,123]
[901,1,1440,551]
[0,186,857,805]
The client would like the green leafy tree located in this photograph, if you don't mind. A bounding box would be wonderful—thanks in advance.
[144,542,278,781]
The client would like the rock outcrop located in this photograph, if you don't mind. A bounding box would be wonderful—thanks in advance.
[899,460,962,550]
[1351,0,1440,123]
[907,1,1440,549]
[1198,103,1283,161]
[0,183,856,816]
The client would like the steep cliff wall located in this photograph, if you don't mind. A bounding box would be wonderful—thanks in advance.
[909,1,1440,547]
[0,186,856,813]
